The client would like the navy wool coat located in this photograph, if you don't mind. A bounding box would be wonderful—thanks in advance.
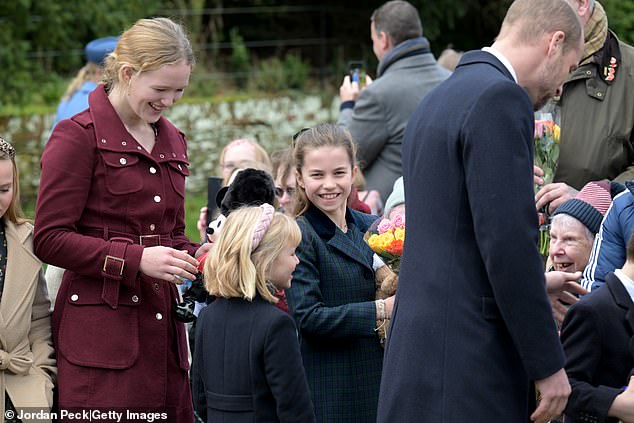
[192,296,316,423]
[561,272,634,423]
[377,51,565,422]
[286,205,383,423]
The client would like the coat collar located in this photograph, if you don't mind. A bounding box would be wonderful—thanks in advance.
[456,50,515,82]
[377,37,431,77]
[606,272,634,336]
[76,85,189,165]
[302,205,374,271]
[0,220,41,324]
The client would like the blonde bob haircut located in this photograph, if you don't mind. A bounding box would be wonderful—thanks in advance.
[102,17,194,92]
[204,206,301,303]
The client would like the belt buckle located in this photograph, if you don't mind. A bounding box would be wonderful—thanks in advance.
[103,255,125,275]
[139,234,161,246]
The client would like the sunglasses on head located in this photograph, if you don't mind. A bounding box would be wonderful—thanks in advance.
[291,127,310,147]
[275,186,296,198]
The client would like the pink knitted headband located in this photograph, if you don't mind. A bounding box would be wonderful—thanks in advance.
[251,203,275,251]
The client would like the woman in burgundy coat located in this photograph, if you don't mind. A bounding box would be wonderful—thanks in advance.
[34,18,207,422]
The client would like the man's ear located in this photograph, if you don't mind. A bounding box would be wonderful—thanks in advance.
[379,30,393,52]
[576,0,593,21]
[547,31,566,58]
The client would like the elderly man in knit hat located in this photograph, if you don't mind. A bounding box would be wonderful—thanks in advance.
[547,180,621,324]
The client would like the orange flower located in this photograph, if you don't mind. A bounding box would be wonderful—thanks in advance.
[385,239,404,256]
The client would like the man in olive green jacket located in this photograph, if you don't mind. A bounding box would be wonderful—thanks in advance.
[535,0,634,214]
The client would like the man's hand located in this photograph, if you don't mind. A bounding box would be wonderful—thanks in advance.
[532,368,571,423]
[535,182,578,214]
[545,271,586,326]
[340,75,360,102]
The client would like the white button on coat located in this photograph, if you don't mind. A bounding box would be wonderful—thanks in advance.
[149,167,157,174]
[154,196,161,203]
[155,313,163,320]
[71,294,79,301]
[119,158,127,165]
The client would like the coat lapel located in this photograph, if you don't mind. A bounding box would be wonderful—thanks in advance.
[0,220,40,325]
[304,206,373,271]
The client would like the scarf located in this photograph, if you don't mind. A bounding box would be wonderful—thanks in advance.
[580,1,608,66]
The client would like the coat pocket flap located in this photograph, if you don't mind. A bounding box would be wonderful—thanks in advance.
[100,151,140,168]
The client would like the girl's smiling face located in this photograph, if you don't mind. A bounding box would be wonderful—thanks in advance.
[297,146,356,223]
[124,60,191,123]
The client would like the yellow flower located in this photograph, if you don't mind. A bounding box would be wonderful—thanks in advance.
[379,232,395,250]
[553,124,560,143]
[394,228,405,241]
[368,234,383,253]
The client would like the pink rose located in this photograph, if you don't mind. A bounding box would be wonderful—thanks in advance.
[377,218,394,234]
[392,213,405,229]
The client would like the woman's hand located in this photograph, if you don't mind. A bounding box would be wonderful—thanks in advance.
[139,246,199,284]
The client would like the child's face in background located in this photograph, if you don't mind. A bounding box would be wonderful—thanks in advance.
[298,146,356,223]
[275,171,296,215]
[221,142,257,181]
[0,159,14,219]
[267,242,299,290]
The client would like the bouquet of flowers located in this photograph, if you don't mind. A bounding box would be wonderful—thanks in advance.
[534,119,561,259]
[365,213,405,274]
[534,119,561,189]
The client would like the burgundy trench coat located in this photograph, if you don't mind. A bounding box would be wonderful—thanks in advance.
[34,86,200,421]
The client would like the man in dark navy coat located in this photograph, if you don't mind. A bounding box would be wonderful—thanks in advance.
[377,1,584,422]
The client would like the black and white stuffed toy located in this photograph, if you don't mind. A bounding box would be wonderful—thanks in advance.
[176,168,277,323]
[206,168,277,242]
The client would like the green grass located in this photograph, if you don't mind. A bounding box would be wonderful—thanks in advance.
[185,190,207,243]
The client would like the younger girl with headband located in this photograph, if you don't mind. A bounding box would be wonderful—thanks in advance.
[193,204,316,423]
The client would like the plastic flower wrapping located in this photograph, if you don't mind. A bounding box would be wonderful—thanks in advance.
[364,214,405,273]
[534,119,560,189]
[534,119,561,258]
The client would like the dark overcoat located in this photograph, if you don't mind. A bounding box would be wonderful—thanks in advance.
[561,272,634,423]
[377,51,565,422]
[192,296,316,423]
[285,205,383,423]
[34,86,199,421]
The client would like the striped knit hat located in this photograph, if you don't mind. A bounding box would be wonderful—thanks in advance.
[552,181,613,235]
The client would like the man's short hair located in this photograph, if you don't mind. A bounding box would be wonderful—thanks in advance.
[500,0,583,53]
[371,1,423,47]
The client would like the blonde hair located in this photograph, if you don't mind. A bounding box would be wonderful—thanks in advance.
[219,138,272,185]
[62,62,101,101]
[204,206,301,303]
[0,138,26,225]
[292,124,357,217]
[499,0,582,53]
[102,17,194,92]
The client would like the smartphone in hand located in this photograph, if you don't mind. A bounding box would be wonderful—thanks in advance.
[348,60,367,88]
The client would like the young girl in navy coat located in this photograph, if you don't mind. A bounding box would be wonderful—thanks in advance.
[286,123,394,422]
[192,204,316,423]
